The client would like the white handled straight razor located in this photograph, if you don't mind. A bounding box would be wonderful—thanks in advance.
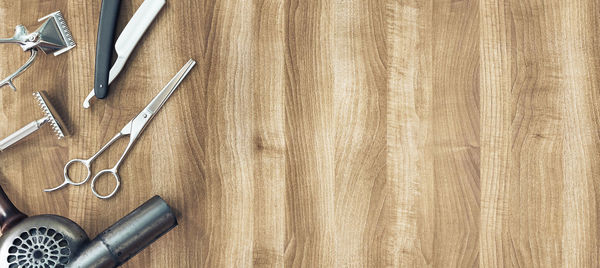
[83,0,166,108]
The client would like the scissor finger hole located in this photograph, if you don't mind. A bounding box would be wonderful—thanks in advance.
[65,161,90,184]
[92,172,119,198]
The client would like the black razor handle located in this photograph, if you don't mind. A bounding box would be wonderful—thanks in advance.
[94,0,122,99]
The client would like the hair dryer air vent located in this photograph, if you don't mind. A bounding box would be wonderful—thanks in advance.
[0,185,177,268]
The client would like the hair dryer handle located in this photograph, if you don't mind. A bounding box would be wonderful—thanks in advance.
[0,186,27,234]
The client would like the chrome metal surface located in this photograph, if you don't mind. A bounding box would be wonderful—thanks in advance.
[0,92,68,152]
[0,186,177,268]
[35,91,68,139]
[0,215,89,268]
[0,49,38,91]
[67,196,177,268]
[45,59,196,199]
[0,11,76,91]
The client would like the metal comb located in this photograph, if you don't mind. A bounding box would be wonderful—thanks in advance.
[0,11,76,91]
[0,91,68,151]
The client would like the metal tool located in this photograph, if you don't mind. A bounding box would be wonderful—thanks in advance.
[0,11,75,91]
[0,91,68,152]
[67,196,177,267]
[85,0,166,108]
[46,59,196,199]
[0,184,177,268]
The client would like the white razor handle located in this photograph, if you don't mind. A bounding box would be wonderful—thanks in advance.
[83,0,166,108]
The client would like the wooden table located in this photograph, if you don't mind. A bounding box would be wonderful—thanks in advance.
[0,0,599,267]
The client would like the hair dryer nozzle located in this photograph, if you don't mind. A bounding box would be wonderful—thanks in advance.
[67,196,177,268]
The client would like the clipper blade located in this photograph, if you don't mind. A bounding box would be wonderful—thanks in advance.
[37,11,76,56]
[0,11,76,91]
[34,91,68,139]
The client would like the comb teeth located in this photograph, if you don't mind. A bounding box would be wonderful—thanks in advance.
[34,92,65,139]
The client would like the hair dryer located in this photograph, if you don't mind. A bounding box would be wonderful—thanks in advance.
[0,186,177,268]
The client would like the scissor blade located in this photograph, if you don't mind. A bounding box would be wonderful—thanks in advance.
[146,59,196,114]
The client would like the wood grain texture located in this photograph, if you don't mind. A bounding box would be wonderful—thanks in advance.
[0,0,597,267]
[481,0,600,267]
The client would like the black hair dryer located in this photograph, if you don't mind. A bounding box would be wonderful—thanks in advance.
[0,186,177,268]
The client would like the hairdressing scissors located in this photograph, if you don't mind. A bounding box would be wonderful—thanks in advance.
[45,59,196,199]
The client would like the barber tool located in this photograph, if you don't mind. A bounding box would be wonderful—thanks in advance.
[0,11,75,91]
[94,0,122,100]
[0,91,68,152]
[46,59,195,199]
[86,0,166,108]
[0,185,177,268]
